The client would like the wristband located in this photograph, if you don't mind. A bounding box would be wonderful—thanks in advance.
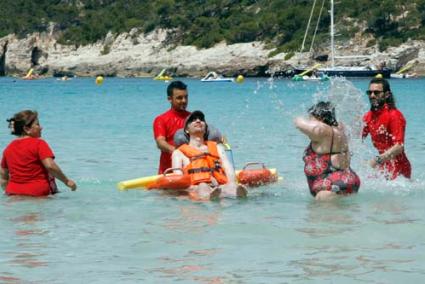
[375,156,383,165]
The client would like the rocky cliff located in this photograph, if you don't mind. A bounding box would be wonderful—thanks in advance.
[1,29,424,77]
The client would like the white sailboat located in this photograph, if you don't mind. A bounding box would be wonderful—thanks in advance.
[296,0,391,78]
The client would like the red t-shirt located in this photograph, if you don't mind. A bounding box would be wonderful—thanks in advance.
[153,108,190,174]
[362,104,411,179]
[1,137,55,196]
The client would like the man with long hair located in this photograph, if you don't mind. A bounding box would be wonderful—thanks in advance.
[362,78,411,179]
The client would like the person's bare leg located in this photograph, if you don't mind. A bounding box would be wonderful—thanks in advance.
[236,184,248,198]
[209,186,221,200]
[196,183,221,200]
[315,190,337,201]
[219,184,247,198]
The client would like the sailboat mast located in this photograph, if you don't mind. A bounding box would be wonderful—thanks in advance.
[330,0,335,68]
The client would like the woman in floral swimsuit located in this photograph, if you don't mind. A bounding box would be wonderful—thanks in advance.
[294,101,360,200]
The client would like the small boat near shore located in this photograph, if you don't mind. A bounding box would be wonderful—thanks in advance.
[302,66,392,78]
[292,74,329,82]
[154,68,173,81]
[292,64,329,81]
[22,68,40,80]
[201,72,234,82]
[390,73,417,79]
[390,64,418,79]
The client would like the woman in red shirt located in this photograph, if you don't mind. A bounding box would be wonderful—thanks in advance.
[0,110,77,196]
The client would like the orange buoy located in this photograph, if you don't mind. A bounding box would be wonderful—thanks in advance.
[237,162,277,187]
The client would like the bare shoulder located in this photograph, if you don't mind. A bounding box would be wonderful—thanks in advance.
[335,123,346,134]
[315,123,331,136]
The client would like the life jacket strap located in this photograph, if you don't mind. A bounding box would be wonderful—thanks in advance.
[190,154,208,161]
[188,167,213,174]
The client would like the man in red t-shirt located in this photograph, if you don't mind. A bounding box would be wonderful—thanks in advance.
[153,81,190,174]
[362,78,411,179]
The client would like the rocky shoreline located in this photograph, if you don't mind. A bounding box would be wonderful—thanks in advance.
[1,28,425,78]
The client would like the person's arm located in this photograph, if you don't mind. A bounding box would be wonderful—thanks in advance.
[361,112,371,142]
[294,116,327,142]
[217,144,237,185]
[369,143,405,168]
[41,158,76,190]
[153,115,176,154]
[0,167,9,190]
[171,150,185,174]
[361,124,369,142]
[370,111,406,168]
[155,136,175,154]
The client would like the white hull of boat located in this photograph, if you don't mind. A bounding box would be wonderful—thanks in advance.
[201,78,234,82]
[390,73,417,79]
[302,77,328,81]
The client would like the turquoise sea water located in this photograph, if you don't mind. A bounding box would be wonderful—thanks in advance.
[0,77,424,283]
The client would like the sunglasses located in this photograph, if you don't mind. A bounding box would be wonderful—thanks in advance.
[188,117,205,123]
[365,90,384,96]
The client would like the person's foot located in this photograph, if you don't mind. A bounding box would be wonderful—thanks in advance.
[236,185,248,198]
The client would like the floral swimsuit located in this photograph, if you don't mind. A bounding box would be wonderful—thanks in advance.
[303,130,360,196]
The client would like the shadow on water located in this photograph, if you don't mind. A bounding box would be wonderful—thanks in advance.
[144,202,229,283]
[0,197,53,282]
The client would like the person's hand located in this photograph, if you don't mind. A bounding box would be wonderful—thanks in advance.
[315,190,337,201]
[66,179,77,191]
[369,158,378,168]
[0,180,7,190]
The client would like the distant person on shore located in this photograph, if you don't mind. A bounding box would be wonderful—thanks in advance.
[294,102,360,200]
[362,78,411,179]
[0,110,77,196]
[172,110,247,200]
[153,81,191,174]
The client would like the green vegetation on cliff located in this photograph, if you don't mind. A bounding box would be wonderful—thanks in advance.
[0,0,424,51]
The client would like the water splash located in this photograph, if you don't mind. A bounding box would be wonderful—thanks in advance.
[310,77,368,144]
[312,78,420,194]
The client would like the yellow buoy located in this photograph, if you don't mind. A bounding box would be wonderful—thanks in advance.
[235,75,244,83]
[375,73,383,79]
[95,76,104,85]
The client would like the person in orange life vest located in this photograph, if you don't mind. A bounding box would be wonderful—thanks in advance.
[294,102,360,201]
[0,110,77,196]
[172,111,247,199]
[362,78,411,179]
[153,81,191,174]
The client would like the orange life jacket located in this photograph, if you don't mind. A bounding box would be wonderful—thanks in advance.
[178,141,228,185]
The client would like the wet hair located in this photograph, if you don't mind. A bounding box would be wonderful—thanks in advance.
[6,110,38,136]
[167,80,187,97]
[308,101,338,126]
[369,78,396,108]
